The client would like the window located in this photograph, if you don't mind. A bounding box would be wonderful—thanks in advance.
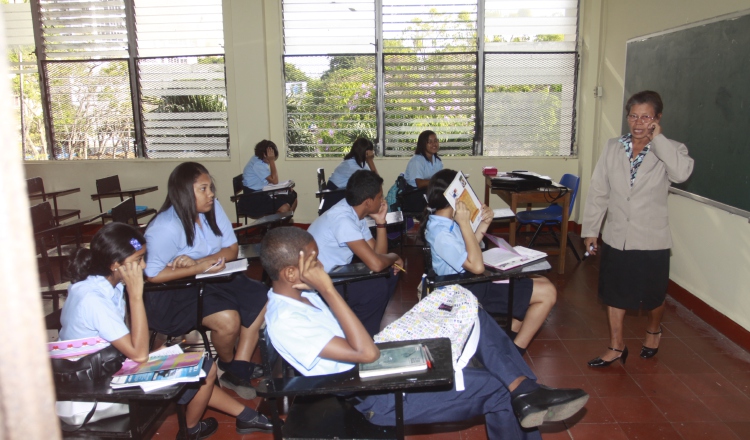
[282,0,579,157]
[4,0,228,160]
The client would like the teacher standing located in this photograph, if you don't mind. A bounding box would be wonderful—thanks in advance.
[582,91,694,367]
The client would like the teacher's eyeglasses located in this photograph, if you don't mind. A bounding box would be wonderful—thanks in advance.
[627,114,656,123]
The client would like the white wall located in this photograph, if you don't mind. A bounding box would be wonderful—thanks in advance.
[22,0,750,332]
[577,0,750,331]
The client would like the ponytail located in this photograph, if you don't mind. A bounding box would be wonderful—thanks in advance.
[68,248,94,283]
[67,223,146,283]
[419,169,458,242]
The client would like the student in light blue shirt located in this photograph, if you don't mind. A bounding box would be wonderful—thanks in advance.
[240,139,297,217]
[59,222,272,438]
[327,138,378,189]
[145,162,267,399]
[422,169,557,355]
[308,170,402,336]
[401,130,444,212]
[259,227,587,438]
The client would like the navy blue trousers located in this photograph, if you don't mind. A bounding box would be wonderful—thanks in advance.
[334,273,399,337]
[356,309,541,440]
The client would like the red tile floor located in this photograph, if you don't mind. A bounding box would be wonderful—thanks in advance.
[97,231,750,439]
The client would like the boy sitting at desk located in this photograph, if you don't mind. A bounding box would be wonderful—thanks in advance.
[261,227,589,438]
[307,170,402,336]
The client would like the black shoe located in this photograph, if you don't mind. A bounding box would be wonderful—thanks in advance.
[588,346,628,368]
[511,385,589,428]
[218,371,257,399]
[176,417,219,440]
[248,362,264,380]
[640,327,662,359]
[236,414,273,434]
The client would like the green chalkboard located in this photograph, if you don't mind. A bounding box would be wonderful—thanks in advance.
[624,12,750,213]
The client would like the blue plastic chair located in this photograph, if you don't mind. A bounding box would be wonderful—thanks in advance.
[515,173,581,261]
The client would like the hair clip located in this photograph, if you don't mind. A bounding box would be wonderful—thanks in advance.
[130,238,142,251]
[425,207,436,214]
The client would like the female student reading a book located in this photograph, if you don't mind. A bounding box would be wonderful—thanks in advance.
[145,162,267,399]
[59,222,272,439]
[421,169,557,354]
[240,139,298,217]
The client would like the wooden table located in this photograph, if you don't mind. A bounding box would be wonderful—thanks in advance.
[90,186,158,202]
[484,176,570,274]
[29,187,81,225]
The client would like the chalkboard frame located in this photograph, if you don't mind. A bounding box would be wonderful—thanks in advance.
[623,9,750,219]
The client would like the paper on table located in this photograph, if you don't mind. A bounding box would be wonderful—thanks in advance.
[492,208,514,219]
[196,259,248,279]
[262,180,294,191]
[443,171,483,232]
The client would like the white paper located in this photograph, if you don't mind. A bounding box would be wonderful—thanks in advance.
[196,259,248,279]
[262,180,294,191]
[443,171,483,232]
[492,208,514,219]
[365,210,404,227]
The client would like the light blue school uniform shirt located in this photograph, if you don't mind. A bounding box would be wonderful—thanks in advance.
[242,156,270,190]
[144,200,236,278]
[307,199,372,272]
[59,275,129,342]
[404,154,443,187]
[424,215,468,276]
[328,158,370,188]
[266,288,354,376]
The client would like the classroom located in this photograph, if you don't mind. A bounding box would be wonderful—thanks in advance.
[2,0,750,439]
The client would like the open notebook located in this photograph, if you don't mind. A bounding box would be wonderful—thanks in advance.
[482,234,547,271]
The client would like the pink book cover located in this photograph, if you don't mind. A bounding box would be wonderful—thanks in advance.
[115,351,204,377]
[48,337,111,359]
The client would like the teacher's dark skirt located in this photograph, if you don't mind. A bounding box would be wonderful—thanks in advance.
[598,242,670,310]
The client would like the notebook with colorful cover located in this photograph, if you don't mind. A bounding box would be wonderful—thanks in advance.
[359,344,428,378]
[114,348,205,377]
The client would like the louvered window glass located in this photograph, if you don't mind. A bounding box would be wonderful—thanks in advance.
[282,0,579,158]
[19,0,227,160]
[3,1,47,159]
[483,0,579,156]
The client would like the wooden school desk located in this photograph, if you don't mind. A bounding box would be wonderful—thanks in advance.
[484,176,570,274]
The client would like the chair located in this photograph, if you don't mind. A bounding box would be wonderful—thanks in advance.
[315,168,346,216]
[95,175,156,223]
[256,325,453,440]
[393,175,426,246]
[31,202,84,310]
[231,174,295,224]
[515,174,582,261]
[111,197,141,229]
[27,176,81,225]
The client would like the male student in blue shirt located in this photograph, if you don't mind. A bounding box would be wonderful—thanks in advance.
[307,170,402,336]
[260,226,589,438]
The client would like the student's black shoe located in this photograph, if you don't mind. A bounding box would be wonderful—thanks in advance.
[218,371,257,399]
[236,414,273,434]
[248,362,264,380]
[511,385,589,428]
[176,417,219,440]
[588,346,628,367]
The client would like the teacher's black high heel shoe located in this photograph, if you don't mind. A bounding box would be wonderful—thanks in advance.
[640,327,663,359]
[588,346,628,368]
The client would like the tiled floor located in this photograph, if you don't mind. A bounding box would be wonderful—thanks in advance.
[53,230,750,439]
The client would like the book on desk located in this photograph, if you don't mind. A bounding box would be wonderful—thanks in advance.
[359,343,429,379]
[482,234,547,271]
[111,346,207,391]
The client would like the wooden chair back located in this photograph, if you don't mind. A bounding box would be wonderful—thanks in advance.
[111,197,138,225]
[316,168,326,192]
[30,202,56,234]
[27,177,45,196]
[96,175,121,195]
[233,174,244,196]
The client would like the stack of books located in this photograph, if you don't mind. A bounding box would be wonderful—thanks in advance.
[111,345,206,391]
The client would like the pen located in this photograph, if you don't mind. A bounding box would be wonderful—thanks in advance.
[393,262,407,274]
[202,258,223,274]
[423,345,435,367]
[583,245,595,260]
[422,345,433,369]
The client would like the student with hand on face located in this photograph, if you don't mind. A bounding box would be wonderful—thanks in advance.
[307,170,402,336]
[260,227,589,439]
[60,223,272,440]
[401,130,444,212]
[240,139,298,217]
[327,137,379,190]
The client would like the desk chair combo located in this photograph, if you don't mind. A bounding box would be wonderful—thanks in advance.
[421,245,552,334]
[515,173,582,262]
[256,327,453,440]
[31,202,103,311]
[392,175,426,247]
[315,168,346,215]
[27,176,81,226]
[92,175,157,224]
[230,174,295,225]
